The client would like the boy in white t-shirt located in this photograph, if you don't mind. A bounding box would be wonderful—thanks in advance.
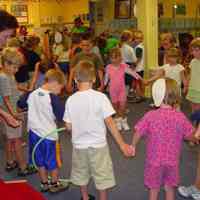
[18,69,68,193]
[63,60,132,200]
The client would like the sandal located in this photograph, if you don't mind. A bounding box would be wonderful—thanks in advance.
[5,161,18,172]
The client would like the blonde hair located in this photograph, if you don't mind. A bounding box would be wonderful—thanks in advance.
[109,47,121,58]
[44,69,65,85]
[190,38,200,49]
[75,60,96,83]
[1,47,24,66]
[166,47,181,62]
[134,30,143,40]
[163,78,181,108]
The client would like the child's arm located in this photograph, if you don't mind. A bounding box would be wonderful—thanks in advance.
[0,108,20,127]
[66,67,75,94]
[97,69,104,92]
[144,68,165,85]
[3,96,19,119]
[64,122,72,132]
[125,67,142,80]
[131,131,142,156]
[105,116,133,157]
[29,62,40,91]
[180,70,189,95]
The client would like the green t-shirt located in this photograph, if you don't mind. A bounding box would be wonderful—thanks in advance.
[104,37,119,54]
[71,26,88,34]
[189,58,200,91]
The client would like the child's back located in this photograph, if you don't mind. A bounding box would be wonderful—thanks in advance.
[135,107,193,166]
[27,87,60,140]
[64,88,115,148]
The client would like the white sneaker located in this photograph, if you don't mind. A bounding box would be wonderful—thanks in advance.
[114,117,122,131]
[178,185,200,199]
[121,118,130,131]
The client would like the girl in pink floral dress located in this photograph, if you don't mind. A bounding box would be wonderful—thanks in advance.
[131,78,195,200]
[104,47,141,131]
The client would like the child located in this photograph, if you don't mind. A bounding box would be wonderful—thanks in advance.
[67,34,104,93]
[29,57,60,90]
[131,78,196,200]
[18,69,68,193]
[63,60,132,200]
[145,48,188,96]
[186,38,200,112]
[0,47,30,175]
[105,47,141,131]
[132,30,145,102]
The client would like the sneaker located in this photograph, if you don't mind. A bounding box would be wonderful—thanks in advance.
[114,117,122,131]
[121,118,130,131]
[49,181,69,193]
[81,194,95,200]
[27,165,38,174]
[178,185,200,199]
[17,166,33,176]
[5,161,18,172]
[40,182,49,192]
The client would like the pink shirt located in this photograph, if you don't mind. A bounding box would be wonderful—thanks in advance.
[105,63,127,92]
[135,107,193,167]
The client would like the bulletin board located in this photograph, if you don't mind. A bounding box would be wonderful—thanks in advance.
[11,4,28,24]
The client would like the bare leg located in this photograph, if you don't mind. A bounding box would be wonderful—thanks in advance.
[38,167,48,183]
[99,189,107,200]
[165,186,175,200]
[50,168,59,183]
[14,138,26,170]
[149,188,159,200]
[80,185,89,200]
[6,139,13,163]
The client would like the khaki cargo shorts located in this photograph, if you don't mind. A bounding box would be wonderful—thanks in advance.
[71,145,116,190]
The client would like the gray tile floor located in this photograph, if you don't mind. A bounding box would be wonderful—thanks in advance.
[0,100,198,200]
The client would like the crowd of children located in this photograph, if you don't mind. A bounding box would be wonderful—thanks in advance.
[1,11,200,199]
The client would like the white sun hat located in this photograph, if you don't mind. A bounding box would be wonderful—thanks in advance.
[152,78,166,107]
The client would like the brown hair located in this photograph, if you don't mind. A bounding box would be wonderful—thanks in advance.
[163,78,181,108]
[75,60,96,82]
[190,38,200,49]
[44,69,65,85]
[109,47,121,58]
[120,30,133,43]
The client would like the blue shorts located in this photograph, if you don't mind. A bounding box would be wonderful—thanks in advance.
[29,130,57,171]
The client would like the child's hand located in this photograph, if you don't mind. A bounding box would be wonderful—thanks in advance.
[121,143,135,157]
[142,79,149,86]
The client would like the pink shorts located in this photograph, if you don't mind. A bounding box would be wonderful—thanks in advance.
[144,164,179,189]
[109,88,126,105]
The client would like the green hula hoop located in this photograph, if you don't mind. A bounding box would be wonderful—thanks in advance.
[31,127,66,170]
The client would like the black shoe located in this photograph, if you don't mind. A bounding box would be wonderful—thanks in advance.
[27,165,38,174]
[40,182,49,192]
[5,161,18,172]
[49,181,69,193]
[81,194,95,200]
[17,166,33,176]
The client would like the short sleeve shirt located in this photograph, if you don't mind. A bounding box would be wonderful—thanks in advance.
[135,107,193,166]
[63,89,115,148]
[160,64,184,86]
[0,72,20,112]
